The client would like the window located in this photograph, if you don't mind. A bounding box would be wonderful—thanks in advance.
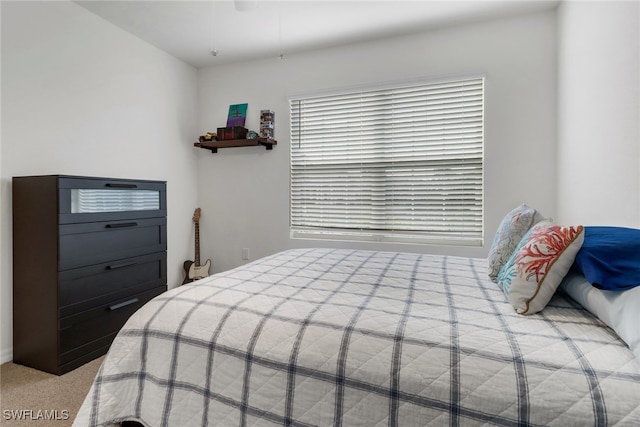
[289,77,484,246]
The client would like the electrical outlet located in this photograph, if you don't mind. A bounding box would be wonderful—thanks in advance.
[242,248,250,260]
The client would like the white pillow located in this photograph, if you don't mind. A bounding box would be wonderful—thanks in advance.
[561,272,640,361]
[487,204,545,282]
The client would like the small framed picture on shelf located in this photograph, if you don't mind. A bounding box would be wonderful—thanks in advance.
[227,103,248,127]
[260,109,275,138]
[260,110,274,124]
[260,126,274,139]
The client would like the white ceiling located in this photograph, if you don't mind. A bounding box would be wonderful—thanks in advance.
[74,0,559,68]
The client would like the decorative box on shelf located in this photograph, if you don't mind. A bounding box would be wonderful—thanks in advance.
[216,126,248,141]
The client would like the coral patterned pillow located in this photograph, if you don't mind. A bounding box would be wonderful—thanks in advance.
[487,204,544,282]
[498,222,584,314]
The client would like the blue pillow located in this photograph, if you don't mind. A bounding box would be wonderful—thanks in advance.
[574,226,640,291]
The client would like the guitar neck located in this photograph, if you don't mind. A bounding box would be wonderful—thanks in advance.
[194,221,201,267]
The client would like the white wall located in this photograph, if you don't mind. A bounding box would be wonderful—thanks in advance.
[0,1,200,363]
[197,10,558,273]
[557,1,640,226]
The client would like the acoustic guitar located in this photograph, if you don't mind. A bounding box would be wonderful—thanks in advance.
[181,208,211,285]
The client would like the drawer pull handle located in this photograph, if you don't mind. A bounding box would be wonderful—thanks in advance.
[107,261,138,270]
[105,183,138,188]
[109,298,139,311]
[106,222,138,228]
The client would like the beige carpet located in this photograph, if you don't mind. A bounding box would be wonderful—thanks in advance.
[0,357,103,427]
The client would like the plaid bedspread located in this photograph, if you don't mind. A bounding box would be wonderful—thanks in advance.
[73,248,640,426]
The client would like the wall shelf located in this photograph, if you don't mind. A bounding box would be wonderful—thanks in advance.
[194,138,277,153]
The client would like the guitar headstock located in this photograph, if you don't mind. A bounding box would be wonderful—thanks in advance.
[192,208,201,223]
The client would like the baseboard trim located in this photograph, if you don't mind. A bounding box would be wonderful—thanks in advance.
[1,346,13,364]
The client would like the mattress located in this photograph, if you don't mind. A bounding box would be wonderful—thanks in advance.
[73,248,640,426]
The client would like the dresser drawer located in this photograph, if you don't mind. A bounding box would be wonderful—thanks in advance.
[58,176,166,224]
[59,252,166,317]
[59,286,165,365]
[59,217,166,270]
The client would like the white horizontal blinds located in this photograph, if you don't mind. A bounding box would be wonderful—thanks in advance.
[71,189,160,213]
[290,77,484,245]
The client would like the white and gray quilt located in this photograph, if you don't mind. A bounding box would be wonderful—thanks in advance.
[73,248,640,426]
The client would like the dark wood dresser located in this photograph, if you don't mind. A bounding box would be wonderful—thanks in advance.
[12,175,167,375]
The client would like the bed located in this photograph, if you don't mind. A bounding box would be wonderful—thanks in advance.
[73,247,640,426]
